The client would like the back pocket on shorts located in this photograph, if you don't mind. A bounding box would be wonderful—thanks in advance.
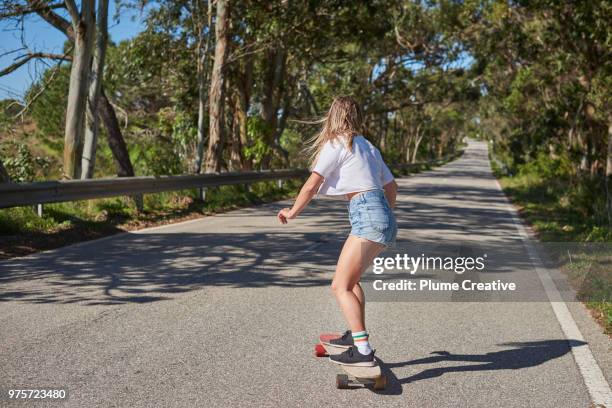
[366,205,391,233]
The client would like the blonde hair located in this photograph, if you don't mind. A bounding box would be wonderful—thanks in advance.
[307,96,364,167]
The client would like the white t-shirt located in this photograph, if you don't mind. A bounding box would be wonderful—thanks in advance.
[311,135,394,196]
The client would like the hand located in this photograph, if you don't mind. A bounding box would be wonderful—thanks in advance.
[277,208,295,224]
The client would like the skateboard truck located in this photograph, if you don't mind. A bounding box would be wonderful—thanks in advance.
[333,362,386,390]
[315,333,387,390]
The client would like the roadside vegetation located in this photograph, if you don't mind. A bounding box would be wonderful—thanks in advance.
[477,1,611,335]
[491,153,611,335]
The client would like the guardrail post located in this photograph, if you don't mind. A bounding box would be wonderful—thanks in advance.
[197,187,206,202]
[133,195,144,212]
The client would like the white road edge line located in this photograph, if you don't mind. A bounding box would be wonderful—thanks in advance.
[493,177,612,407]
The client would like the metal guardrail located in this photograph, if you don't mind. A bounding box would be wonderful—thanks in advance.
[0,169,309,209]
[0,150,463,209]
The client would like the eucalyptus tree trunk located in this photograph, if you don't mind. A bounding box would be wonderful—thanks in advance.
[606,118,612,226]
[194,0,214,174]
[404,138,411,164]
[233,54,253,170]
[411,126,424,164]
[81,0,109,179]
[205,0,230,173]
[0,159,10,183]
[264,49,286,128]
[98,89,140,209]
[230,90,245,170]
[62,0,95,179]
[260,47,286,169]
[271,91,291,166]
[607,119,612,179]
[99,89,135,177]
[229,91,243,171]
[407,123,421,163]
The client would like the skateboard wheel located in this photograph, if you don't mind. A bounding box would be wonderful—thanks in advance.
[374,375,387,390]
[336,374,349,389]
[314,344,328,357]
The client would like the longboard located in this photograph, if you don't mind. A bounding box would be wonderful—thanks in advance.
[315,333,387,390]
[336,363,386,390]
[314,333,347,357]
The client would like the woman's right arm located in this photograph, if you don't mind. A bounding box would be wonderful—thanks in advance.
[277,172,324,224]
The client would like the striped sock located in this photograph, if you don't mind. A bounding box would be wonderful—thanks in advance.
[352,330,372,355]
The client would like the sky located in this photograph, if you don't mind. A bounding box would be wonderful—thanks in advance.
[0,2,148,100]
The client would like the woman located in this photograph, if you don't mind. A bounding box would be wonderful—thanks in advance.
[277,96,397,366]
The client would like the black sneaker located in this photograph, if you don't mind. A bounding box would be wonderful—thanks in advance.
[329,346,375,366]
[326,330,353,348]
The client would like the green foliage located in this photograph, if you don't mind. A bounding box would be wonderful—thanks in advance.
[132,139,183,176]
[517,152,573,180]
[280,128,308,168]
[0,100,21,133]
[498,152,611,242]
[586,301,612,335]
[476,0,611,181]
[27,64,71,153]
[244,116,273,167]
[0,141,51,182]
[0,206,58,234]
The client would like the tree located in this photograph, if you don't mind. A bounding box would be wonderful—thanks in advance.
[204,0,229,173]
[62,0,95,179]
[0,0,135,179]
[193,0,213,174]
[81,0,109,179]
[607,118,612,225]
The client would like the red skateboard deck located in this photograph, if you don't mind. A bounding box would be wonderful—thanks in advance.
[314,333,341,357]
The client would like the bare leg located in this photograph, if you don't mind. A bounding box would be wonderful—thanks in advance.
[352,282,365,329]
[331,235,384,333]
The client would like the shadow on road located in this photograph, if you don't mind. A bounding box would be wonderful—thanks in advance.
[333,339,584,395]
[0,230,345,305]
[0,143,552,306]
[376,339,585,394]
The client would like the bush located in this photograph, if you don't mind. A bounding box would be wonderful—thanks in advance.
[0,141,51,182]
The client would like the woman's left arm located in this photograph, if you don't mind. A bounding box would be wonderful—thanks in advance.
[277,172,324,224]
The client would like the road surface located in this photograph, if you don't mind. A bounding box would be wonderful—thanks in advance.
[1,140,610,407]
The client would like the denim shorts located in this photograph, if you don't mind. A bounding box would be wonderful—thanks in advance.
[348,189,397,246]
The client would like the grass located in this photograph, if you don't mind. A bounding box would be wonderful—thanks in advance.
[498,173,610,242]
[491,153,611,335]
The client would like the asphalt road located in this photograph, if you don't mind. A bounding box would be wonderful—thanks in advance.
[1,140,610,407]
